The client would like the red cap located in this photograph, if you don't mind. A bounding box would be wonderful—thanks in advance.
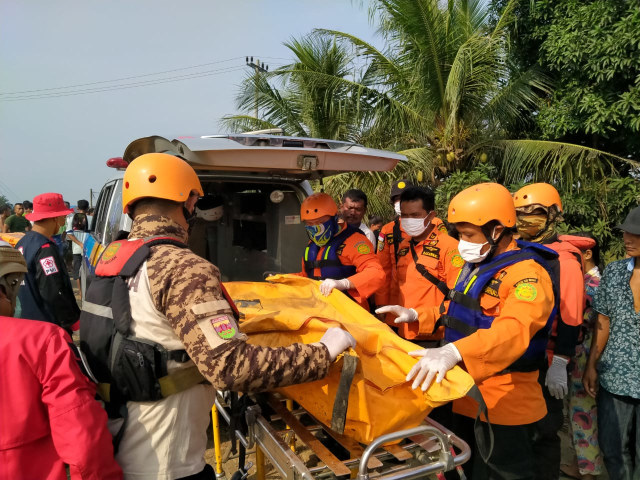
[26,193,73,222]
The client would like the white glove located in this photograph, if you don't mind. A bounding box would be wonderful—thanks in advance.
[406,344,462,391]
[375,305,419,324]
[319,327,357,361]
[319,278,351,296]
[545,355,569,399]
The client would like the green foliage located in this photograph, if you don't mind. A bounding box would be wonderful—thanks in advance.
[494,0,640,159]
[0,194,9,207]
[433,164,497,218]
[560,176,640,262]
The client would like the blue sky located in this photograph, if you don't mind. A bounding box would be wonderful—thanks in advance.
[0,0,379,206]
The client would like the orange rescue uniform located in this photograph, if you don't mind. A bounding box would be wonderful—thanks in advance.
[299,225,385,310]
[377,218,462,340]
[418,241,555,425]
[375,218,405,317]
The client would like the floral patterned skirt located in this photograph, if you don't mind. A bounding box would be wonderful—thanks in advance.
[567,332,605,475]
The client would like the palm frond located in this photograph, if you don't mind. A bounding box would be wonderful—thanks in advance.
[498,139,638,187]
[220,115,281,134]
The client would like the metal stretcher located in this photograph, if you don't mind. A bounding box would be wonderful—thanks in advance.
[211,391,470,480]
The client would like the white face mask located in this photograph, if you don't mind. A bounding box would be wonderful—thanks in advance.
[458,239,490,263]
[394,201,402,216]
[401,217,430,238]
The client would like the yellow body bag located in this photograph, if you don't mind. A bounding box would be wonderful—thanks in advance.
[225,275,475,444]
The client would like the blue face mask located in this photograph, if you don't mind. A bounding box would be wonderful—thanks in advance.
[305,217,339,246]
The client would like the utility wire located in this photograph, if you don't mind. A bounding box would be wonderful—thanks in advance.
[1,66,249,101]
[0,56,246,96]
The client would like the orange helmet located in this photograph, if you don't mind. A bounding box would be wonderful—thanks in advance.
[513,183,562,212]
[122,153,203,214]
[448,183,516,227]
[300,193,337,221]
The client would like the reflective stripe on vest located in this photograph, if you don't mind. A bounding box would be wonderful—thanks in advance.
[442,241,559,373]
[304,225,359,280]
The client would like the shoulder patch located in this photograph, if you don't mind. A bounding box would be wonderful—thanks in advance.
[39,256,58,275]
[514,282,538,302]
[483,278,503,298]
[354,241,371,255]
[101,242,121,263]
[438,223,447,232]
[377,239,385,252]
[514,277,539,287]
[210,314,236,339]
[451,254,464,268]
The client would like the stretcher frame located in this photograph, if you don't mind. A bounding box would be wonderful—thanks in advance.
[212,391,470,480]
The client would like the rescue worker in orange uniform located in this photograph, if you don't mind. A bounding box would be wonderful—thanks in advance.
[298,193,385,310]
[374,187,462,345]
[513,183,584,480]
[375,179,413,324]
[405,183,558,479]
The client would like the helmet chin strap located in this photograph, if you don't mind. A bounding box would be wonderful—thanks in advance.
[183,205,197,235]
[480,224,507,261]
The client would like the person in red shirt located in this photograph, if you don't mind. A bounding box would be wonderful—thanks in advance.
[0,244,122,480]
[298,193,385,310]
[513,183,584,480]
[375,186,462,344]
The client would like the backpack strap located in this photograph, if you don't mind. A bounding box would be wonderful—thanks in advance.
[409,240,449,296]
[392,217,402,265]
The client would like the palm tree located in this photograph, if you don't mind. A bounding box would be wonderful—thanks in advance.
[225,0,636,217]
[222,36,370,141]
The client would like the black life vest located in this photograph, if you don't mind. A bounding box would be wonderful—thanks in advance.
[79,236,210,411]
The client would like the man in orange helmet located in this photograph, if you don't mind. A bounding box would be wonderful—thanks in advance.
[374,186,462,345]
[298,192,385,310]
[79,154,356,479]
[375,179,413,324]
[405,183,558,479]
[513,183,584,480]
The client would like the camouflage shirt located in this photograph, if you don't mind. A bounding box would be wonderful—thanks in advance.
[129,214,331,392]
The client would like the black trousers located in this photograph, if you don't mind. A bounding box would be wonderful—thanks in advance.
[531,366,564,480]
[451,413,537,480]
[177,464,216,480]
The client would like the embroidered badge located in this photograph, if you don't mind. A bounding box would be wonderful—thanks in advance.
[483,278,502,298]
[39,256,58,275]
[354,241,371,255]
[514,277,539,286]
[421,245,440,259]
[451,254,464,268]
[211,315,236,339]
[101,243,121,263]
[514,282,538,302]
[438,223,447,232]
[377,239,385,252]
[397,247,409,257]
[336,244,346,255]
[386,233,394,245]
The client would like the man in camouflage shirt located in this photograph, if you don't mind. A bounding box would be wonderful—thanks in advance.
[97,153,355,480]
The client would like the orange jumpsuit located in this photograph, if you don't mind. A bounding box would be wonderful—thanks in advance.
[299,226,385,310]
[418,240,555,425]
[375,218,405,319]
[377,219,462,340]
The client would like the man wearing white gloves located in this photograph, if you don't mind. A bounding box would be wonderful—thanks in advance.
[374,186,461,345]
[404,183,558,480]
[297,193,385,311]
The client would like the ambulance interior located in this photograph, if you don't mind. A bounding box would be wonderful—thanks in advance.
[189,180,308,281]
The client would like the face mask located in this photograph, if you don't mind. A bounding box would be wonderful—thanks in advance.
[458,239,490,263]
[305,217,339,246]
[516,215,550,241]
[401,217,430,238]
[394,201,401,216]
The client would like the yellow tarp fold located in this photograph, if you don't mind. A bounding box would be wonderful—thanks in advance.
[226,274,474,444]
